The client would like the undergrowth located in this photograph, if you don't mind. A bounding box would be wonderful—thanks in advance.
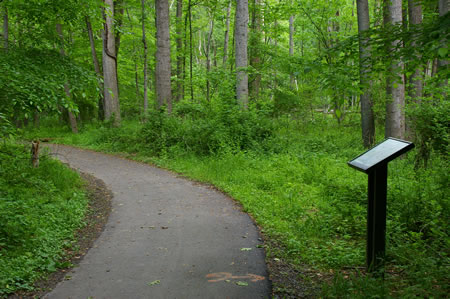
[24,101,449,298]
[0,143,88,296]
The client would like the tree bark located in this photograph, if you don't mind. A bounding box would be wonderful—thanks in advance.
[438,0,448,79]
[408,0,423,102]
[114,0,124,57]
[86,16,105,120]
[289,15,295,88]
[2,6,8,50]
[175,0,184,102]
[357,0,375,147]
[155,0,172,113]
[188,0,194,101]
[206,17,214,102]
[103,0,121,126]
[384,0,405,139]
[250,0,261,101]
[223,0,232,67]
[142,0,149,113]
[235,0,249,108]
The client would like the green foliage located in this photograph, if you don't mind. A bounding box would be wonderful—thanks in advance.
[0,113,15,141]
[140,101,274,155]
[0,46,98,124]
[0,144,88,295]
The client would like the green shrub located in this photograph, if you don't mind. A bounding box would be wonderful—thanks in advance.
[139,101,274,156]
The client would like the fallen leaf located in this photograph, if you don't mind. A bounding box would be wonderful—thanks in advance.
[240,248,252,251]
[148,280,160,286]
[236,281,248,286]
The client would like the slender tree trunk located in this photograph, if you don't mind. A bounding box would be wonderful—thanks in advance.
[188,0,194,101]
[384,0,405,139]
[223,0,232,67]
[56,23,78,133]
[206,17,214,102]
[273,19,278,91]
[408,0,423,101]
[250,0,261,101]
[114,0,124,57]
[357,0,375,147]
[213,39,217,67]
[103,0,121,126]
[175,0,183,102]
[3,6,8,50]
[289,15,295,88]
[438,0,448,81]
[155,0,172,113]
[141,0,149,114]
[86,16,105,120]
[235,0,249,108]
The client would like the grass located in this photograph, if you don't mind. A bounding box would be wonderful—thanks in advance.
[0,143,88,296]
[24,113,449,298]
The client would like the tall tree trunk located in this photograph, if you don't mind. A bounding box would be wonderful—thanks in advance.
[289,15,295,88]
[175,0,183,102]
[142,0,149,114]
[114,0,124,57]
[438,0,448,84]
[250,0,261,101]
[188,0,194,101]
[384,0,405,139]
[408,0,423,102]
[223,0,232,67]
[206,17,214,102]
[357,0,375,147]
[103,0,121,126]
[86,16,105,120]
[155,0,172,113]
[235,0,249,108]
[56,23,78,133]
[2,6,8,50]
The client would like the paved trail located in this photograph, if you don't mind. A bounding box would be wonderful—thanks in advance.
[45,145,270,299]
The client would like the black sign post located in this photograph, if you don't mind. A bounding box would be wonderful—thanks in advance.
[348,138,414,273]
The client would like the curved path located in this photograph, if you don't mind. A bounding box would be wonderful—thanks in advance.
[45,145,270,299]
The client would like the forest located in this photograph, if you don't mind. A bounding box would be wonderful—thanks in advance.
[0,0,448,297]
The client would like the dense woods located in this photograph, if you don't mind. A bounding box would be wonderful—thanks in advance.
[0,0,448,297]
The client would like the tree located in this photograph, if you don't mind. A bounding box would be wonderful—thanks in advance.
[235,0,249,108]
[142,0,149,113]
[205,12,214,102]
[357,0,375,147]
[56,23,78,133]
[86,16,104,120]
[155,0,172,113]
[289,13,295,88]
[175,0,183,102]
[384,0,405,139]
[223,0,231,67]
[438,0,448,76]
[103,0,121,126]
[2,5,8,50]
[407,0,423,102]
[249,0,261,100]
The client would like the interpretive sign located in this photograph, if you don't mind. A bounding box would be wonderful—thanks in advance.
[349,138,414,173]
[348,138,414,274]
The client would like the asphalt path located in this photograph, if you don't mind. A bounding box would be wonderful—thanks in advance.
[44,144,271,299]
